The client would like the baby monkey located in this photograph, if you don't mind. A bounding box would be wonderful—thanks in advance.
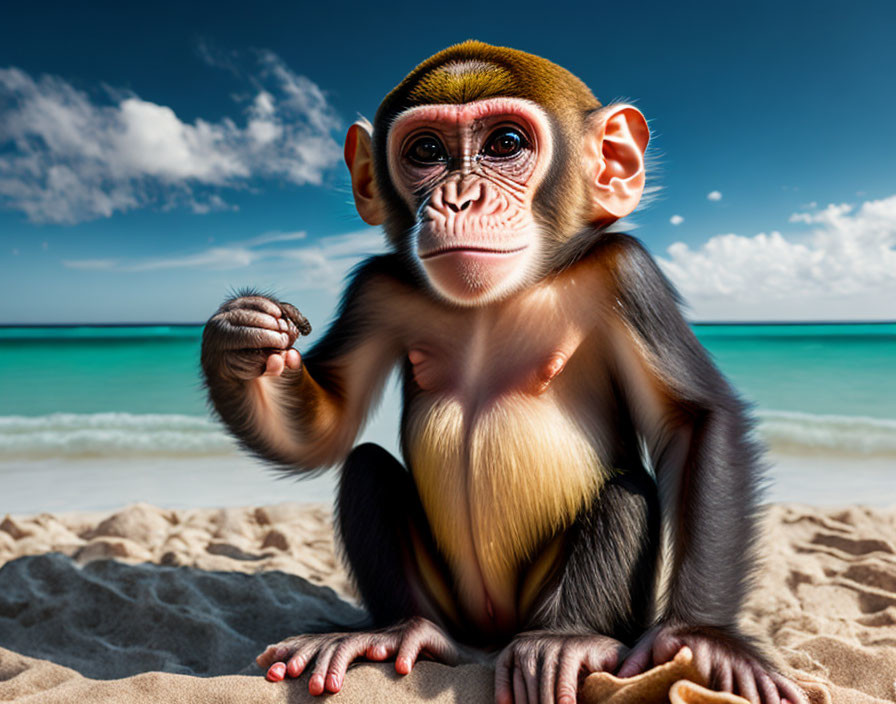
[202,41,805,704]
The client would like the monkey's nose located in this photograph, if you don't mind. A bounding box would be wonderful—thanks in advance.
[442,181,483,213]
[445,199,472,212]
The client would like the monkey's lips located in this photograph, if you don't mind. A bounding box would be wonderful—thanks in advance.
[419,245,528,260]
[418,245,531,302]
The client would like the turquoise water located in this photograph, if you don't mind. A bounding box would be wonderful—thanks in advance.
[0,323,894,458]
[0,326,207,416]
[693,324,896,420]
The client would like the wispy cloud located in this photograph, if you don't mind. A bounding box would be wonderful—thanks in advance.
[669,214,684,226]
[658,194,896,319]
[63,228,386,290]
[0,50,342,224]
[707,190,723,201]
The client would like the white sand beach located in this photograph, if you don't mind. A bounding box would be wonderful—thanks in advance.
[1,501,894,703]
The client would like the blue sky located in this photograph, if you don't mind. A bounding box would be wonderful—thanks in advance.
[1,0,894,323]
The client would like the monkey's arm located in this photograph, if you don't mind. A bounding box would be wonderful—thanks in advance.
[603,234,761,632]
[602,236,806,701]
[201,256,407,472]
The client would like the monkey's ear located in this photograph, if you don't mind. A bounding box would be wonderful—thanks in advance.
[584,105,649,222]
[344,119,385,226]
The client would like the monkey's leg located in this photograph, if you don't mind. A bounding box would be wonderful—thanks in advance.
[336,442,455,627]
[258,443,460,695]
[535,467,660,640]
[496,469,660,704]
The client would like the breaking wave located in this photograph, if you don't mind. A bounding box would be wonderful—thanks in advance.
[757,410,896,456]
[0,413,238,458]
[0,409,894,459]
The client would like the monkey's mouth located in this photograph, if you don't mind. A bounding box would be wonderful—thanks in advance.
[419,245,528,260]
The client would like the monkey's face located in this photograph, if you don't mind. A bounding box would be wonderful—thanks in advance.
[387,98,554,306]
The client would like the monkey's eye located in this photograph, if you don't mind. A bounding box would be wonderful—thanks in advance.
[406,135,447,165]
[483,127,528,158]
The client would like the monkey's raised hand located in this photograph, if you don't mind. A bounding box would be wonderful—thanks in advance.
[495,632,627,704]
[257,617,460,695]
[201,294,311,381]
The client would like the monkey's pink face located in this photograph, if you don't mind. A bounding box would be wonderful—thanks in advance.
[387,98,554,305]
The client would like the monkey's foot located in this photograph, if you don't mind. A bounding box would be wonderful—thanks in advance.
[494,631,627,704]
[256,617,459,695]
[617,624,807,704]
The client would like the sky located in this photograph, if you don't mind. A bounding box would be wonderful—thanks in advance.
[1,0,895,324]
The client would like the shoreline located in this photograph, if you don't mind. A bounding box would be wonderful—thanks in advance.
[1,449,894,516]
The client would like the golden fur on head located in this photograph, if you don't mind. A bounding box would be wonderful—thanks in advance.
[376,40,601,125]
[371,41,603,254]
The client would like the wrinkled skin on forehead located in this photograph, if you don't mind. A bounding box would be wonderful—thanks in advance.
[372,41,600,252]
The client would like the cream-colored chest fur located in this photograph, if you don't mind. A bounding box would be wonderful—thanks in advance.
[401,274,614,627]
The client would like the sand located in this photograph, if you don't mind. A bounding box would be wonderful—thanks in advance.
[0,502,894,703]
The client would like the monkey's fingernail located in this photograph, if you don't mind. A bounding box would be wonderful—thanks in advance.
[309,674,324,694]
[326,674,340,691]
[266,662,286,681]
[278,319,288,332]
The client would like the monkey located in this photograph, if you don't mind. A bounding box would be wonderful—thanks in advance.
[201,41,806,704]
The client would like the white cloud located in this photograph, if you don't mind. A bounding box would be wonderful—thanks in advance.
[0,51,342,224]
[658,195,896,320]
[63,228,386,291]
[669,214,684,226]
[707,190,723,201]
[63,258,118,270]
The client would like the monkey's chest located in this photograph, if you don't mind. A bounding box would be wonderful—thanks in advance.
[404,358,609,630]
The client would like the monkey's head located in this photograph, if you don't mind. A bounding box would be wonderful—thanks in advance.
[344,41,649,306]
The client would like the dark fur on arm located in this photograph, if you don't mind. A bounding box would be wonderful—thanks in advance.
[597,233,764,632]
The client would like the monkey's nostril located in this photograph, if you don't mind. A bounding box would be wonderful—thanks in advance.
[445,200,472,213]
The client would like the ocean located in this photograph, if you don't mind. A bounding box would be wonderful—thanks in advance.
[1,323,894,513]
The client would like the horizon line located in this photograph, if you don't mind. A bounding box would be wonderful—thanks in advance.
[1,320,895,328]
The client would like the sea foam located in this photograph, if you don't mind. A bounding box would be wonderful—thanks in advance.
[0,413,237,458]
[0,409,894,460]
[757,410,896,456]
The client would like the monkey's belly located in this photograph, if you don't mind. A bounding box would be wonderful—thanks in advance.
[405,392,607,633]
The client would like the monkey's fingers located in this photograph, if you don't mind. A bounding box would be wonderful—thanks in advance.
[537,641,564,704]
[494,645,515,704]
[555,640,625,704]
[615,635,658,678]
[266,661,287,682]
[395,621,457,674]
[257,643,289,669]
[279,301,312,337]
[222,308,283,333]
[262,350,301,376]
[212,317,292,351]
[733,661,760,703]
[221,295,282,317]
[286,638,330,679]
[513,666,528,704]
[308,641,340,696]
[513,650,538,704]
[773,673,808,704]
[323,637,376,693]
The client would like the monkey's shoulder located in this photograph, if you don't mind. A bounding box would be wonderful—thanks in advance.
[341,253,422,299]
